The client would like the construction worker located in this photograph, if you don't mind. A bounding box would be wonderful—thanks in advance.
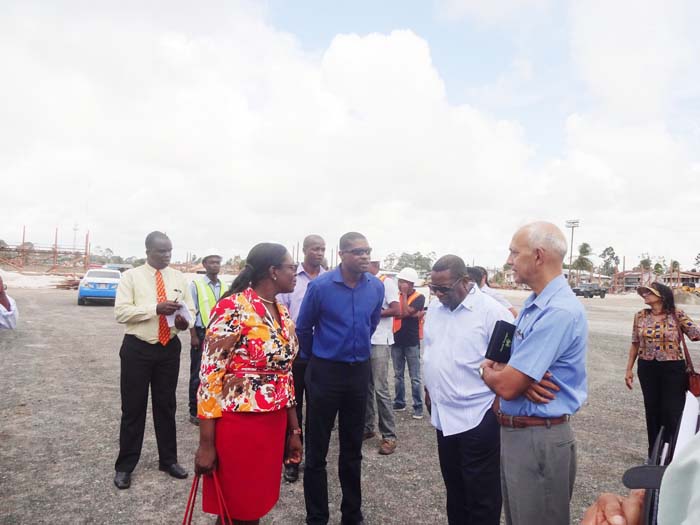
[391,267,426,419]
[188,250,225,426]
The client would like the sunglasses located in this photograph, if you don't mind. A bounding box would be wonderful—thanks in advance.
[344,248,372,256]
[428,278,463,294]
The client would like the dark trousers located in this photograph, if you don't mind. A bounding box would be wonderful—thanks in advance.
[437,409,502,525]
[303,356,370,525]
[638,358,687,457]
[189,326,206,417]
[293,358,309,440]
[115,334,181,473]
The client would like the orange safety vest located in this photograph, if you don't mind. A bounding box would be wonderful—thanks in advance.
[393,291,424,339]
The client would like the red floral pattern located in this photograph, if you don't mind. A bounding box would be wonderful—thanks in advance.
[197,287,298,418]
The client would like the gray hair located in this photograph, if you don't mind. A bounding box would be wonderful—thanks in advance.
[521,222,567,260]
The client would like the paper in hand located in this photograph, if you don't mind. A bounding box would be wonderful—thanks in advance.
[166,302,192,328]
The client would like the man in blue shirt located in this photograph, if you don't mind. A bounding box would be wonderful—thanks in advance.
[481,221,588,525]
[297,232,384,525]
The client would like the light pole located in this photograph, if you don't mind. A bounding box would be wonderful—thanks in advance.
[565,219,580,284]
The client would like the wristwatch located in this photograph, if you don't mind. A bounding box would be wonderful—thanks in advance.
[287,427,302,436]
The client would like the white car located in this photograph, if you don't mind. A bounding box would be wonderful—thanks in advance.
[78,269,122,305]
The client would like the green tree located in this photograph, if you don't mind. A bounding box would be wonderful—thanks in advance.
[695,253,700,270]
[572,243,593,272]
[639,253,652,271]
[391,251,436,274]
[653,262,664,275]
[383,253,398,271]
[599,246,620,276]
[670,260,680,272]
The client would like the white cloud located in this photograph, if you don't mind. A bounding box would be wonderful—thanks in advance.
[437,0,550,23]
[1,1,699,272]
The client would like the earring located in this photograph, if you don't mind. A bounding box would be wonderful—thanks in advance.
[273,276,277,281]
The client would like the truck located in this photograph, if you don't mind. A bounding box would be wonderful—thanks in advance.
[572,283,607,298]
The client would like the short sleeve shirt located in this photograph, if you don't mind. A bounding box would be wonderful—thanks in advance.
[394,293,426,347]
[500,275,588,418]
[632,309,700,361]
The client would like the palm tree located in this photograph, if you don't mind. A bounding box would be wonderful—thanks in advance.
[572,243,594,284]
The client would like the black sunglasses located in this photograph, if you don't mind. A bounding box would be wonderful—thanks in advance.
[428,278,463,294]
[344,247,372,256]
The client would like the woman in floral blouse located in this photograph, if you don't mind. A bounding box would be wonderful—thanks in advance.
[625,282,700,456]
[194,243,302,523]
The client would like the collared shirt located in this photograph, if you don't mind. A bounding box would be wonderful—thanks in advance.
[114,263,195,345]
[500,275,588,418]
[481,284,515,317]
[423,285,513,436]
[189,275,225,328]
[277,264,326,322]
[371,276,399,346]
[198,287,298,418]
[296,265,384,362]
[632,309,700,361]
[0,295,18,329]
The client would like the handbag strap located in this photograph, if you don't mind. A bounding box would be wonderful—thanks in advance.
[674,312,695,372]
[213,471,233,525]
[182,474,201,525]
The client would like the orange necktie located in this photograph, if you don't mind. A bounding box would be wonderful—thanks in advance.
[155,270,170,346]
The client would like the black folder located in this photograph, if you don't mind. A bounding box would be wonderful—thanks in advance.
[485,320,516,363]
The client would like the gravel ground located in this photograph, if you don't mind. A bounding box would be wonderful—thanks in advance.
[1,288,699,524]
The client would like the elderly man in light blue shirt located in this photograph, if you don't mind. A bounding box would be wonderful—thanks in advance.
[481,221,588,525]
[424,254,512,525]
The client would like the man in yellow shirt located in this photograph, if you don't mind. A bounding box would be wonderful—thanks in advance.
[113,231,195,489]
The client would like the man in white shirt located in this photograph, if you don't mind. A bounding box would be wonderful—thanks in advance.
[467,266,518,319]
[424,255,512,524]
[0,275,18,329]
[365,260,400,455]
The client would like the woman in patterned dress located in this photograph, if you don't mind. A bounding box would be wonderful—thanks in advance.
[194,243,302,524]
[625,282,700,457]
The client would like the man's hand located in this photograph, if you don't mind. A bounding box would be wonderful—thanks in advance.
[398,281,410,294]
[580,490,644,525]
[174,314,188,331]
[190,331,201,348]
[525,371,560,404]
[156,300,180,316]
[481,359,506,372]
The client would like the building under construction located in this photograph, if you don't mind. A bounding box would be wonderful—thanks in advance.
[0,227,91,273]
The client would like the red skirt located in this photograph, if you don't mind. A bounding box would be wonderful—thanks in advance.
[202,409,287,520]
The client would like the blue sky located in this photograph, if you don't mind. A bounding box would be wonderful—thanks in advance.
[266,0,583,157]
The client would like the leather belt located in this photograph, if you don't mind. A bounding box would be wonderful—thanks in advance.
[496,411,570,429]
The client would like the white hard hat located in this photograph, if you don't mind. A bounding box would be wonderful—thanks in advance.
[202,249,222,261]
[396,267,419,284]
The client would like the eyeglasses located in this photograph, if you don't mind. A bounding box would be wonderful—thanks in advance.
[344,247,372,256]
[428,278,463,294]
[277,263,299,272]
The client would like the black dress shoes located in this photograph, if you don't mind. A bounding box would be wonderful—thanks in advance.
[114,471,131,489]
[283,463,299,483]
[159,462,189,479]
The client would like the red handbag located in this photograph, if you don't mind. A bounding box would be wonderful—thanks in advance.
[182,472,233,525]
[677,316,700,396]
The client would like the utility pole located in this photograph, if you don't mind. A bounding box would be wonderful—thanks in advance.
[565,219,580,284]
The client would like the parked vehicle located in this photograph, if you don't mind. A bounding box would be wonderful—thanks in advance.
[78,269,121,305]
[572,283,607,298]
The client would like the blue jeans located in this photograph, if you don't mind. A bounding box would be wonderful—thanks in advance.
[391,344,422,415]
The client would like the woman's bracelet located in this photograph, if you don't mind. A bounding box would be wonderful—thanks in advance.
[287,427,302,436]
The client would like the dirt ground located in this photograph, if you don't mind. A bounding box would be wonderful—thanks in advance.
[1,288,699,524]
